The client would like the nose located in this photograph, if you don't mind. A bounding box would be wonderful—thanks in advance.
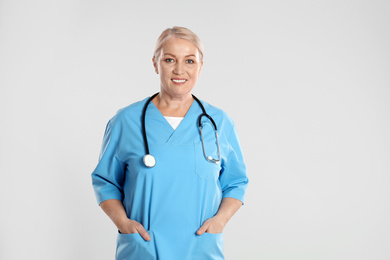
[173,62,184,75]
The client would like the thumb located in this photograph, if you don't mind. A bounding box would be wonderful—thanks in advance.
[136,225,151,241]
[196,223,209,235]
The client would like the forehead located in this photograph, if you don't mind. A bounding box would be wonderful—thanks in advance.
[160,37,199,56]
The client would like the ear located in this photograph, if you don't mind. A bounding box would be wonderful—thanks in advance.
[152,57,159,74]
[198,60,203,76]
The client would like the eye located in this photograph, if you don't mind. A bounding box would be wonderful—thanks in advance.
[165,58,174,63]
[186,59,195,64]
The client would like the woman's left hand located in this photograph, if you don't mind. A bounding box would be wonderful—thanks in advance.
[196,197,243,235]
[196,215,226,235]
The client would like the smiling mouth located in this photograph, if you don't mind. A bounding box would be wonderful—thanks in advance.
[172,79,187,83]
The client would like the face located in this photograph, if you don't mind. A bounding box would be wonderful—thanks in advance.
[153,37,203,98]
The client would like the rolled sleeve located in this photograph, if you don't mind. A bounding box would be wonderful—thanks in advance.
[219,124,249,204]
[91,116,126,205]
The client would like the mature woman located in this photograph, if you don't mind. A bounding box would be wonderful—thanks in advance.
[91,26,248,260]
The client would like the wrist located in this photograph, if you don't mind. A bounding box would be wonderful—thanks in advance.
[214,213,229,227]
[114,216,130,230]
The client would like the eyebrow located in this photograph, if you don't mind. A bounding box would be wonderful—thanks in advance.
[163,53,197,58]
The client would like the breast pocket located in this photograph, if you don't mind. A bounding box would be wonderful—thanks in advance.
[193,122,221,181]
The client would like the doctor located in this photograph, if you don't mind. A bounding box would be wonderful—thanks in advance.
[92,26,248,260]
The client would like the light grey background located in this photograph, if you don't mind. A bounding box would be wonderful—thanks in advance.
[1,0,389,259]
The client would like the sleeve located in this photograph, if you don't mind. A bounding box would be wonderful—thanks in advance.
[91,116,126,205]
[219,123,249,204]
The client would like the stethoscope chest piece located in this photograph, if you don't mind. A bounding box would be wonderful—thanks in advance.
[143,154,156,168]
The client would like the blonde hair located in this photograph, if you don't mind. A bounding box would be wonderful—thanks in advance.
[153,26,204,62]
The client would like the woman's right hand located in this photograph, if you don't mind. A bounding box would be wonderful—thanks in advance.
[100,199,151,241]
[118,219,151,241]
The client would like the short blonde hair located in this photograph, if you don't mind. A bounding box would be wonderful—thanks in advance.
[153,26,204,62]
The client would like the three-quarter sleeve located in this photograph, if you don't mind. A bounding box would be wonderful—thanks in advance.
[219,123,249,204]
[91,116,126,205]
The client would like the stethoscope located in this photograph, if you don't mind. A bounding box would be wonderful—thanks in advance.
[142,92,221,168]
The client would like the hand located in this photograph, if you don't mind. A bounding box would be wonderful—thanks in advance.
[118,219,151,241]
[196,216,226,235]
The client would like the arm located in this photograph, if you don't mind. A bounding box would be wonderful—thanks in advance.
[197,120,248,235]
[92,117,150,241]
[100,199,151,241]
[196,197,242,235]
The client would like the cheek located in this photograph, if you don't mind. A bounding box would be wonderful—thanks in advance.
[159,68,170,78]
[193,68,201,77]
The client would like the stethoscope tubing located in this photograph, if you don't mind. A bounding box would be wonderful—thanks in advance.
[191,94,218,130]
[142,92,159,155]
[142,92,220,167]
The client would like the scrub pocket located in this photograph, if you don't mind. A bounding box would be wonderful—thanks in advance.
[193,232,224,260]
[194,142,221,181]
[116,232,156,260]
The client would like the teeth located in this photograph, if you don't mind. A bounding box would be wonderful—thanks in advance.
[172,79,186,83]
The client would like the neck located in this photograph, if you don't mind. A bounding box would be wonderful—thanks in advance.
[152,92,194,117]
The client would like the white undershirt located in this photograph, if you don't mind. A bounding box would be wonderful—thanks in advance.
[164,116,184,130]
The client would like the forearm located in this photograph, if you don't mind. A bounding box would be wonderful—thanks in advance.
[100,199,128,229]
[214,197,242,226]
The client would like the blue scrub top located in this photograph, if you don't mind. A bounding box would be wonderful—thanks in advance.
[92,97,248,260]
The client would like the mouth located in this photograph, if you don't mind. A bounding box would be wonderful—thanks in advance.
[171,78,187,85]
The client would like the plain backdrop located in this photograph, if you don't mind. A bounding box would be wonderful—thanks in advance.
[1,0,389,259]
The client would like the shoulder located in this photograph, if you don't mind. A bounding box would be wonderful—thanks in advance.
[106,97,149,128]
[200,100,234,123]
[198,99,235,135]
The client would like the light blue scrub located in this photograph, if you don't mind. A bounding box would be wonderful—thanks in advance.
[92,97,248,260]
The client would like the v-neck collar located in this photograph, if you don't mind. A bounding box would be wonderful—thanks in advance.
[147,99,198,143]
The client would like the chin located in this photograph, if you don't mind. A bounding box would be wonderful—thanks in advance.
[164,86,194,96]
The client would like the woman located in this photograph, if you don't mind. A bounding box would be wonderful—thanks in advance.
[91,26,248,260]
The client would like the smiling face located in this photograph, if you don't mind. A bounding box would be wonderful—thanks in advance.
[153,37,203,99]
